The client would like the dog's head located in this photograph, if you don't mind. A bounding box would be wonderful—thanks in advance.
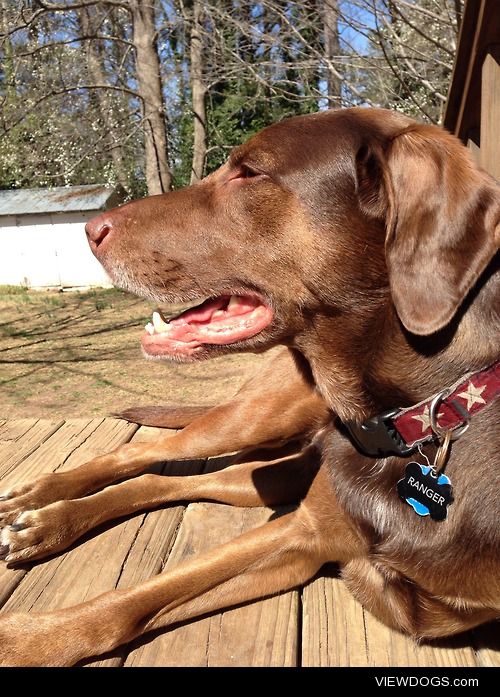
[86,108,499,414]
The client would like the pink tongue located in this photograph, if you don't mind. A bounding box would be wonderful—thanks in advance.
[169,295,261,326]
[169,297,228,325]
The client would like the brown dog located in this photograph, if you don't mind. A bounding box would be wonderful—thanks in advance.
[0,107,498,666]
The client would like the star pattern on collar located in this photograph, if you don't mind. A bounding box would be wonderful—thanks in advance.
[411,405,444,433]
[457,381,487,410]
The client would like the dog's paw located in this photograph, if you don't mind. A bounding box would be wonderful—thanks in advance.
[0,500,81,564]
[0,472,74,527]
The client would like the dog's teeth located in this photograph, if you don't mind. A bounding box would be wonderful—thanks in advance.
[152,311,169,333]
[145,322,155,335]
[212,310,224,319]
[227,296,241,309]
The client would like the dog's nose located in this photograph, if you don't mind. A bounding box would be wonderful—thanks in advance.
[85,214,113,253]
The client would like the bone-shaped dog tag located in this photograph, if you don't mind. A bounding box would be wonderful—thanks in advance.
[397,462,453,521]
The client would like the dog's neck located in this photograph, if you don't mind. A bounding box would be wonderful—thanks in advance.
[295,253,500,423]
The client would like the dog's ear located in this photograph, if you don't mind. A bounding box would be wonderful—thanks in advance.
[379,126,499,335]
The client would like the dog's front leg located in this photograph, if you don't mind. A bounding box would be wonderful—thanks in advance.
[0,447,320,563]
[0,504,345,667]
[0,356,327,522]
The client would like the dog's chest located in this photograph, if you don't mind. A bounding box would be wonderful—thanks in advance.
[321,430,473,543]
[322,420,500,555]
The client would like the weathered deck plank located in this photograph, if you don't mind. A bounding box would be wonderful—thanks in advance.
[0,418,128,486]
[302,572,367,666]
[0,418,133,607]
[125,503,299,667]
[0,423,205,667]
[0,419,140,613]
[0,421,213,667]
[87,426,206,667]
[361,605,477,667]
[301,574,498,667]
[0,418,64,479]
[0,419,41,441]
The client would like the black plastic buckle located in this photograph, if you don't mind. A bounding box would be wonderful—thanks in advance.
[345,408,415,458]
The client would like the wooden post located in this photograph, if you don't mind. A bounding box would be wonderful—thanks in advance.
[467,139,481,165]
[480,49,500,180]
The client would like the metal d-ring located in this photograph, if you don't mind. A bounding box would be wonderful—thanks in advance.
[429,389,470,441]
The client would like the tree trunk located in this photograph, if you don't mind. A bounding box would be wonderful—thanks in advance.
[322,0,341,107]
[453,1,463,30]
[189,0,207,183]
[130,0,172,194]
[0,0,15,102]
[80,7,130,191]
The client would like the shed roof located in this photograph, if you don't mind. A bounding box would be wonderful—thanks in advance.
[0,184,126,216]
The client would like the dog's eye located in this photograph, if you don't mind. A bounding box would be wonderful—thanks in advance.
[240,164,260,178]
[228,163,268,185]
[232,164,266,181]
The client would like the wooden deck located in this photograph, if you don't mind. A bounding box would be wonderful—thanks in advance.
[0,417,498,667]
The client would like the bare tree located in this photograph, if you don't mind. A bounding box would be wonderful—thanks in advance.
[80,5,130,190]
[188,0,207,183]
[131,0,172,193]
[322,0,341,106]
[0,0,174,193]
[348,0,462,123]
[1,1,462,193]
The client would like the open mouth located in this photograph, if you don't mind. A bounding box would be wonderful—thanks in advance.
[141,294,274,358]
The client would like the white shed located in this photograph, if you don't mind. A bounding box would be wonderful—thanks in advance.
[0,184,126,289]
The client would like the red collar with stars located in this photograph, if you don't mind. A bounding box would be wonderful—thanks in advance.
[345,360,500,457]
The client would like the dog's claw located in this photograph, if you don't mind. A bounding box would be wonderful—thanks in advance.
[0,496,9,502]
[0,545,9,560]
[10,523,25,532]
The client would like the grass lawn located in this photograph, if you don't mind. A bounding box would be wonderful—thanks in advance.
[0,286,268,419]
